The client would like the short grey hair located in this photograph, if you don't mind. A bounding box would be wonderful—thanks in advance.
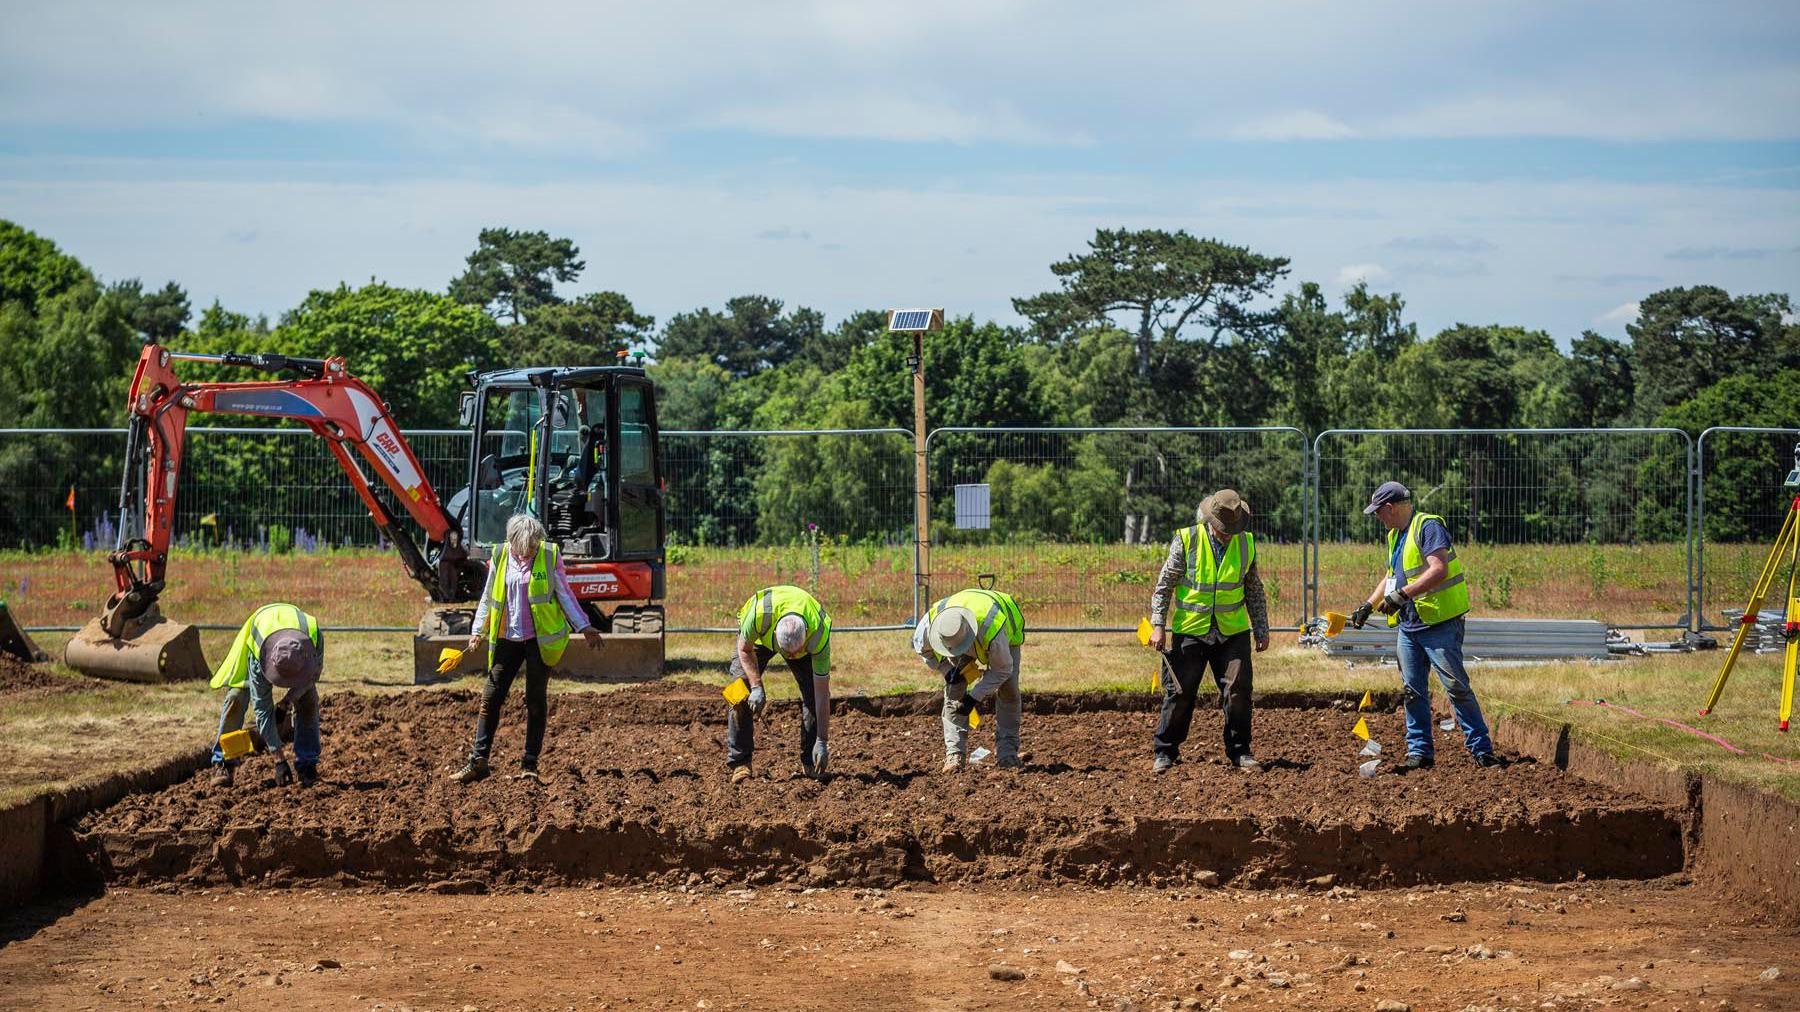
[505,514,546,560]
[774,614,807,654]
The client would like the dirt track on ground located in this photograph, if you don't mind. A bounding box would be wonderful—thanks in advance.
[72,687,1684,891]
[1,880,1793,1011]
[0,655,81,699]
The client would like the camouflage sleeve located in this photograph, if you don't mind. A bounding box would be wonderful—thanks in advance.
[1149,535,1185,628]
[1244,561,1269,640]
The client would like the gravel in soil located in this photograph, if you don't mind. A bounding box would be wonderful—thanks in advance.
[74,687,1685,890]
[1,880,1792,1011]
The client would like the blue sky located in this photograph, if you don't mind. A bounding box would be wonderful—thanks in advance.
[2,1,1797,342]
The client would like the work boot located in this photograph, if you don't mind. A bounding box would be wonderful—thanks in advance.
[1402,753,1435,772]
[1473,752,1504,769]
[295,762,318,788]
[995,756,1023,770]
[449,758,489,784]
[514,758,542,782]
[730,764,752,784]
[210,764,235,788]
[1233,754,1262,771]
[1151,755,1175,774]
[942,753,965,773]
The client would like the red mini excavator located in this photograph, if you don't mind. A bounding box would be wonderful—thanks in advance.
[65,341,666,683]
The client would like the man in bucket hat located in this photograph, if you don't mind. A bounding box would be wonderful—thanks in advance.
[207,603,324,788]
[914,585,1025,772]
[1147,489,1270,772]
[1350,481,1500,771]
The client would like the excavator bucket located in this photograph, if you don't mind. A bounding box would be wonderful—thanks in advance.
[412,605,664,684]
[0,602,49,663]
[63,603,209,682]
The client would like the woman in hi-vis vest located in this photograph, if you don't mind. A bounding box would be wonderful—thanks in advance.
[450,514,602,784]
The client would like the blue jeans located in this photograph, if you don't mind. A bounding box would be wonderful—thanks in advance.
[211,684,320,765]
[1395,617,1492,758]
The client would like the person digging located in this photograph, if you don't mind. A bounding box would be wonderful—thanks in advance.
[1348,480,1501,771]
[726,585,833,783]
[914,588,1025,772]
[450,514,603,784]
[208,603,324,788]
[1147,489,1270,773]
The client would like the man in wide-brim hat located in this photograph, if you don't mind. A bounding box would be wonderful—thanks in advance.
[1147,489,1270,773]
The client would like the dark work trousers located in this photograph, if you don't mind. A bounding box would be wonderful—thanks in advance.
[1153,630,1254,761]
[726,646,819,769]
[469,637,551,764]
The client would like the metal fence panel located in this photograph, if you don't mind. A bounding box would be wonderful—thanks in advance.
[924,427,1310,630]
[660,429,915,631]
[1695,426,1800,630]
[0,427,470,551]
[1310,428,1693,631]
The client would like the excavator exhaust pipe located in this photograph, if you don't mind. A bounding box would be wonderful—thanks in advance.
[63,601,209,682]
[413,605,664,684]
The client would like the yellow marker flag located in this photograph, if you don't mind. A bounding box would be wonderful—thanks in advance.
[969,708,981,729]
[1358,690,1373,711]
[1351,716,1371,741]
[436,647,465,674]
[1135,617,1153,647]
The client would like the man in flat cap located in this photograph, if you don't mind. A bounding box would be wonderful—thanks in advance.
[1351,481,1498,770]
[914,585,1025,772]
[207,603,325,787]
[1148,489,1270,772]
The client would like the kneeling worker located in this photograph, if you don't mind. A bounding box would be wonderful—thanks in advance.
[1148,490,1269,772]
[915,586,1025,772]
[209,602,324,787]
[727,585,833,783]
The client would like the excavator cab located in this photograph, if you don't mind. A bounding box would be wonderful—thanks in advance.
[417,366,666,682]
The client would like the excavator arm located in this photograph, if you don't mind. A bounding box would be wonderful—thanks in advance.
[68,342,479,681]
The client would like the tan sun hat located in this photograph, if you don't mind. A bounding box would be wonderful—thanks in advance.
[1197,489,1252,535]
[260,628,320,689]
[927,606,978,659]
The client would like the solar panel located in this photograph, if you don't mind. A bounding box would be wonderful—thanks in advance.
[887,308,942,332]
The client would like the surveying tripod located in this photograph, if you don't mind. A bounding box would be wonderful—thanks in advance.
[1700,442,1800,731]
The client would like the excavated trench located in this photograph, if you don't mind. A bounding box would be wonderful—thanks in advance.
[62,685,1686,892]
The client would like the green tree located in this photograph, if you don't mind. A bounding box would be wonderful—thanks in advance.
[448,228,585,324]
[510,291,654,364]
[0,220,92,314]
[1012,228,1291,379]
[1566,330,1635,427]
[107,279,191,342]
[657,295,823,378]
[648,356,733,430]
[1629,286,1794,422]
[276,282,502,425]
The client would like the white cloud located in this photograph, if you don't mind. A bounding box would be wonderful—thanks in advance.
[1229,110,1356,141]
[4,166,1796,347]
[1,2,1796,149]
[1598,301,1642,326]
[1335,263,1392,287]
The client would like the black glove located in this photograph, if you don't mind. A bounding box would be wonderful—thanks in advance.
[955,694,978,718]
[1381,588,1410,613]
[273,759,294,787]
[1349,603,1373,629]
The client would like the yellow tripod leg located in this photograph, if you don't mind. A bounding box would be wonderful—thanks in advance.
[1784,537,1800,733]
[1702,500,1800,715]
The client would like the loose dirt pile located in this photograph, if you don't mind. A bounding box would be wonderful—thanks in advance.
[73,688,1684,891]
[0,655,84,698]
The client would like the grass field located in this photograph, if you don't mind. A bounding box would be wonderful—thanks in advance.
[0,539,1763,630]
[3,544,1797,809]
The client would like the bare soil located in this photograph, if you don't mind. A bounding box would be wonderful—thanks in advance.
[1,880,1793,1011]
[0,655,82,699]
[72,687,1684,892]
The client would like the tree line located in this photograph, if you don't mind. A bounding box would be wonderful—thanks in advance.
[1,219,1795,550]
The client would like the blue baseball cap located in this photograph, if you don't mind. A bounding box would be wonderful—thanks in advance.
[1364,480,1411,514]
